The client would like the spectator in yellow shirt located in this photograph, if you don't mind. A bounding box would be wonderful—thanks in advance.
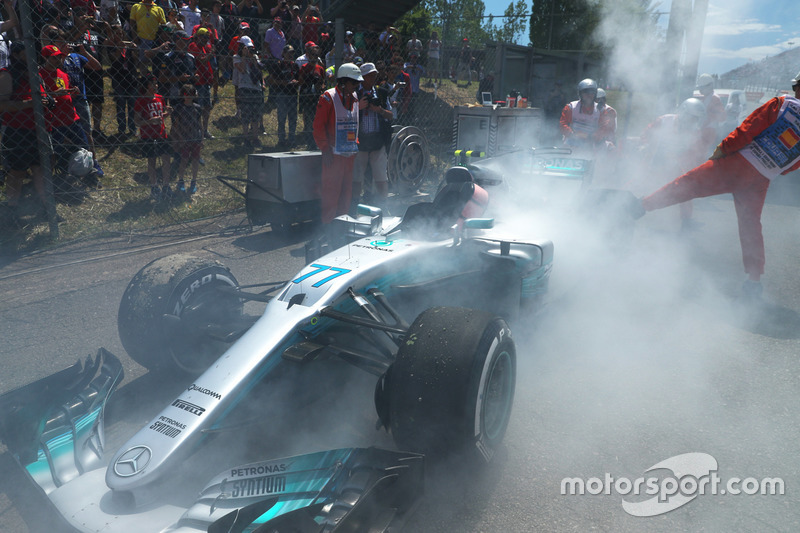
[129,0,166,71]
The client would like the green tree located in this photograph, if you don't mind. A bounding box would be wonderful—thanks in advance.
[489,0,528,44]
[396,4,434,41]
[426,0,493,44]
[528,0,602,51]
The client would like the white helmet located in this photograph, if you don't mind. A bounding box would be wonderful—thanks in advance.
[792,70,800,85]
[336,62,363,82]
[678,97,706,129]
[696,73,714,88]
[577,78,597,94]
[596,88,606,100]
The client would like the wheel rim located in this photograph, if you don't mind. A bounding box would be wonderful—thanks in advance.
[482,350,514,441]
[168,281,241,374]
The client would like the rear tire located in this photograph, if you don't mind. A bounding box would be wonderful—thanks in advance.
[385,307,516,463]
[118,254,242,375]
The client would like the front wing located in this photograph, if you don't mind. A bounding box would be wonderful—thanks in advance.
[0,350,423,533]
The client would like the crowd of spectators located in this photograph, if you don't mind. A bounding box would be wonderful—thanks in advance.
[0,0,477,217]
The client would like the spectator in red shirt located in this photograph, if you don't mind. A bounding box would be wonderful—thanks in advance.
[40,44,101,187]
[301,5,321,45]
[188,27,216,138]
[134,73,173,200]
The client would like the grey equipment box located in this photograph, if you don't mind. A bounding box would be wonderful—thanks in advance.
[452,106,544,158]
[245,151,322,231]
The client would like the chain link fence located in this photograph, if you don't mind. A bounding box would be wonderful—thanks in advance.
[0,1,504,253]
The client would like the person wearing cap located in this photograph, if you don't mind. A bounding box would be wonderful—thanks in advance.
[297,41,324,148]
[263,16,286,59]
[238,0,264,47]
[313,62,361,225]
[53,31,103,175]
[40,44,101,187]
[222,21,249,85]
[158,30,195,105]
[294,39,315,68]
[0,42,48,216]
[638,74,800,300]
[129,0,166,70]
[188,26,216,138]
[696,73,725,144]
[192,10,219,42]
[233,35,264,145]
[353,62,392,212]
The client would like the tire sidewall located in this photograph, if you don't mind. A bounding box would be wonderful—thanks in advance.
[465,318,516,463]
[387,307,516,464]
[164,265,240,374]
[118,255,240,374]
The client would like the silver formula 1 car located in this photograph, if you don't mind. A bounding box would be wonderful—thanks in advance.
[0,161,560,533]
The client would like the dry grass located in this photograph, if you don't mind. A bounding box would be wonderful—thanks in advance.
[0,72,479,255]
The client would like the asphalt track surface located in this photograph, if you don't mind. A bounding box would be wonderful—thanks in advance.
[1,189,799,532]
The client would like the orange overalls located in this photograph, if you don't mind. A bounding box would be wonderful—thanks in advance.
[643,96,800,277]
[313,86,359,223]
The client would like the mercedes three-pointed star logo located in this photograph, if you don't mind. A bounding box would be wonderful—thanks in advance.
[114,445,152,477]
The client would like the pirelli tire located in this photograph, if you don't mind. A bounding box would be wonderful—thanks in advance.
[386,306,516,464]
[118,254,242,375]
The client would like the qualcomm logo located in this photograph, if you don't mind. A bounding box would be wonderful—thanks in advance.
[114,445,153,477]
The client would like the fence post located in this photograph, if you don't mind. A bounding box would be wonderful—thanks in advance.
[18,0,58,239]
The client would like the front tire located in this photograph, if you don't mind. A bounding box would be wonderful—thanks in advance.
[118,254,242,375]
[384,307,516,463]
